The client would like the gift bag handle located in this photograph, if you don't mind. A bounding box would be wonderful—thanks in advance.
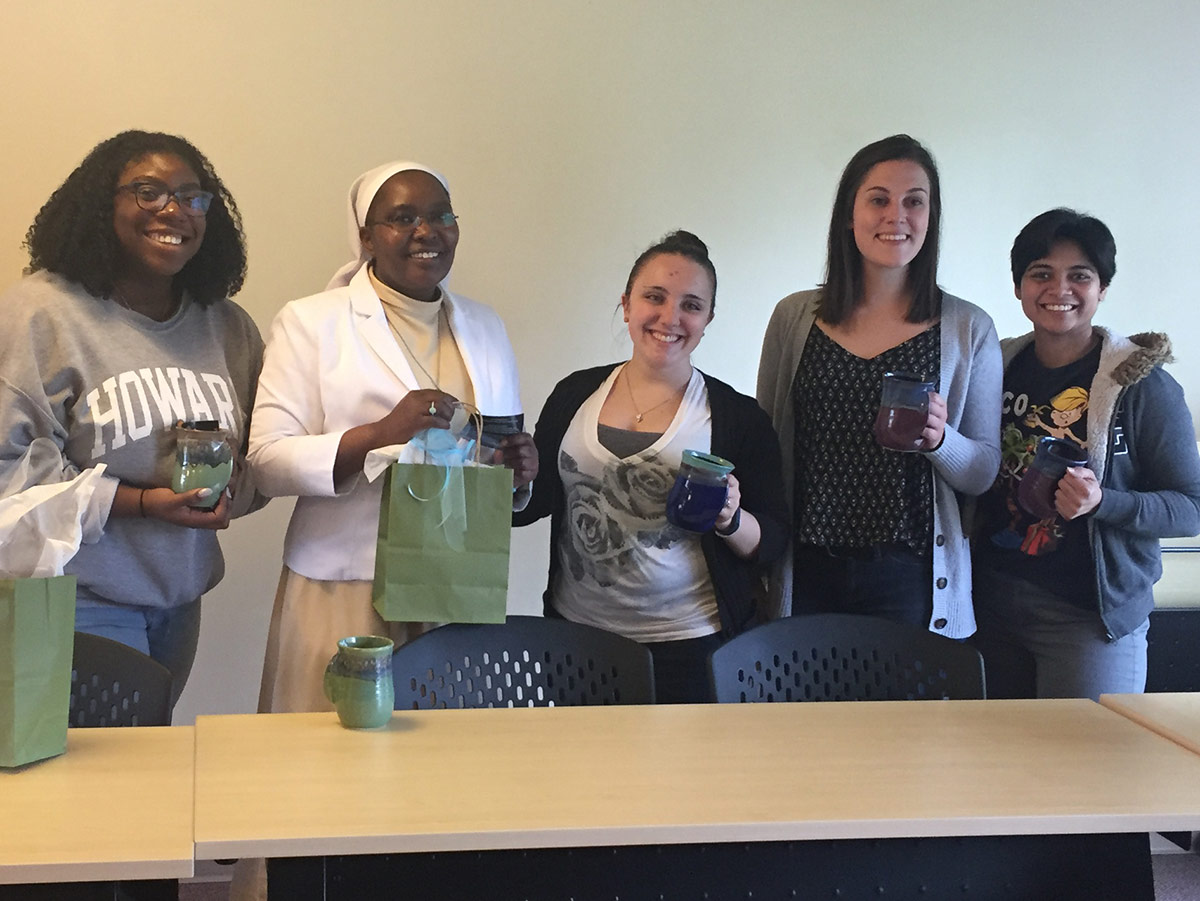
[406,402,484,503]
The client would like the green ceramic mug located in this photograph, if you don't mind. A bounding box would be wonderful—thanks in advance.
[323,635,395,729]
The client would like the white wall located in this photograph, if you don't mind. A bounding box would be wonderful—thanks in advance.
[2,1,1197,721]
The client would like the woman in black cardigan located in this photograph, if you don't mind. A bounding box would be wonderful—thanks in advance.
[515,231,788,703]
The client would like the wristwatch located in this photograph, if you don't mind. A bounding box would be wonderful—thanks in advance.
[714,507,741,537]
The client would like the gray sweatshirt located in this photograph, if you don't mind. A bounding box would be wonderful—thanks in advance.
[0,271,264,608]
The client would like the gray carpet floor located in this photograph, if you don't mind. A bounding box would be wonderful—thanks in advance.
[1153,852,1200,901]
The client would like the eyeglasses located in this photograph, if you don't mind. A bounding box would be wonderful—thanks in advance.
[366,211,459,231]
[117,181,214,217]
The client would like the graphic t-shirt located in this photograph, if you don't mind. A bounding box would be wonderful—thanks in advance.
[977,342,1102,609]
[551,365,722,642]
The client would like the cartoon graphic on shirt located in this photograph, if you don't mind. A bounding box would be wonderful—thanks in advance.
[991,384,1091,556]
[1023,386,1089,448]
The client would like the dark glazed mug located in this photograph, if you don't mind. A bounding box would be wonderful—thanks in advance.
[1017,437,1088,520]
[666,450,734,532]
[873,372,935,452]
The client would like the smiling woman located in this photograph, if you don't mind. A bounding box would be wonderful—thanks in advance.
[514,230,789,704]
[359,170,459,301]
[972,208,1200,701]
[245,159,537,716]
[756,134,1002,638]
[0,131,265,710]
[110,153,210,319]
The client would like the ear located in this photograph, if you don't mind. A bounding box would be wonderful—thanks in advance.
[359,225,375,257]
[620,294,630,322]
[1098,285,1108,303]
[1013,284,1022,302]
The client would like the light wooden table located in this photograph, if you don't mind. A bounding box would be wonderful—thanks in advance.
[1101,691,1200,756]
[194,699,1200,858]
[0,726,194,884]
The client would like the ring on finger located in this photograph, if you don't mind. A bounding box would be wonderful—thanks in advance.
[428,402,438,415]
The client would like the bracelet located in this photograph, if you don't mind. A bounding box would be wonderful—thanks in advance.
[714,506,741,537]
[139,488,147,518]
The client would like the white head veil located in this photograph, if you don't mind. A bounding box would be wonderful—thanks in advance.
[325,161,451,291]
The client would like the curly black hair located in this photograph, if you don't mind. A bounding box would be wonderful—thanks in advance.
[24,130,246,304]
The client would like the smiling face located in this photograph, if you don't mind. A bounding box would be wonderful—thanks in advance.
[360,170,458,301]
[1017,240,1105,345]
[112,152,206,286]
[850,159,931,274]
[621,253,714,373]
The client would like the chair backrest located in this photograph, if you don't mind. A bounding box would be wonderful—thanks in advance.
[1146,608,1200,692]
[708,613,986,702]
[70,632,173,727]
[393,615,655,708]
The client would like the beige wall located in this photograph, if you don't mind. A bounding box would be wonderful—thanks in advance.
[2,1,1198,721]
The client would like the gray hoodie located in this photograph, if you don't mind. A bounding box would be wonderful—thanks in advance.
[999,328,1200,639]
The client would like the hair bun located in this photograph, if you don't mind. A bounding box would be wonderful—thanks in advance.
[662,229,709,259]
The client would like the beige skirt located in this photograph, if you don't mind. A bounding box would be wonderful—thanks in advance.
[257,567,435,713]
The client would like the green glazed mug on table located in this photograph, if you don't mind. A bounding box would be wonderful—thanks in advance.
[323,635,394,729]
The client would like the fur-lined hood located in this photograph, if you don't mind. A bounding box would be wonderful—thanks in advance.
[1110,331,1173,386]
[1000,326,1174,482]
[1001,328,1172,386]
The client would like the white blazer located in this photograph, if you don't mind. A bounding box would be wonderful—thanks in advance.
[247,265,524,581]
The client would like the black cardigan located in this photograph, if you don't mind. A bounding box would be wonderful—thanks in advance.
[514,364,789,637]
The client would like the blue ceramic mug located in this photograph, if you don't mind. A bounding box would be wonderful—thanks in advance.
[666,450,734,533]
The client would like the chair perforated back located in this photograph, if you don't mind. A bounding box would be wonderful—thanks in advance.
[708,613,985,702]
[393,615,655,708]
[1146,609,1200,692]
[70,632,173,727]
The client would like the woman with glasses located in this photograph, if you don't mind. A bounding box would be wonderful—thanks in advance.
[756,134,1001,637]
[514,231,788,703]
[0,130,263,706]
[247,160,536,713]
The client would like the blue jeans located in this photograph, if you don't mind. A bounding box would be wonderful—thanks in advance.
[74,598,202,711]
[792,544,933,629]
[971,565,1148,700]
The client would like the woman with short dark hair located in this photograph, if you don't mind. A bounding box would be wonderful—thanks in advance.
[757,134,1002,636]
[972,208,1200,699]
[0,130,263,707]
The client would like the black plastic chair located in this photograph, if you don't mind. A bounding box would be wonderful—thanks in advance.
[1146,608,1200,692]
[708,613,986,702]
[70,632,173,727]
[392,615,655,708]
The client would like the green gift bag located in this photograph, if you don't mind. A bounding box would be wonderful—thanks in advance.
[372,462,512,624]
[0,575,76,767]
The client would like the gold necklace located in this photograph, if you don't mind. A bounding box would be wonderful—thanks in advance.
[623,366,686,424]
[390,305,444,390]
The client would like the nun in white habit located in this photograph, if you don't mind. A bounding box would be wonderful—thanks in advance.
[247,160,536,714]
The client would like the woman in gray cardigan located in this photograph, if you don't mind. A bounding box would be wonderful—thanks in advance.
[756,135,1001,638]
